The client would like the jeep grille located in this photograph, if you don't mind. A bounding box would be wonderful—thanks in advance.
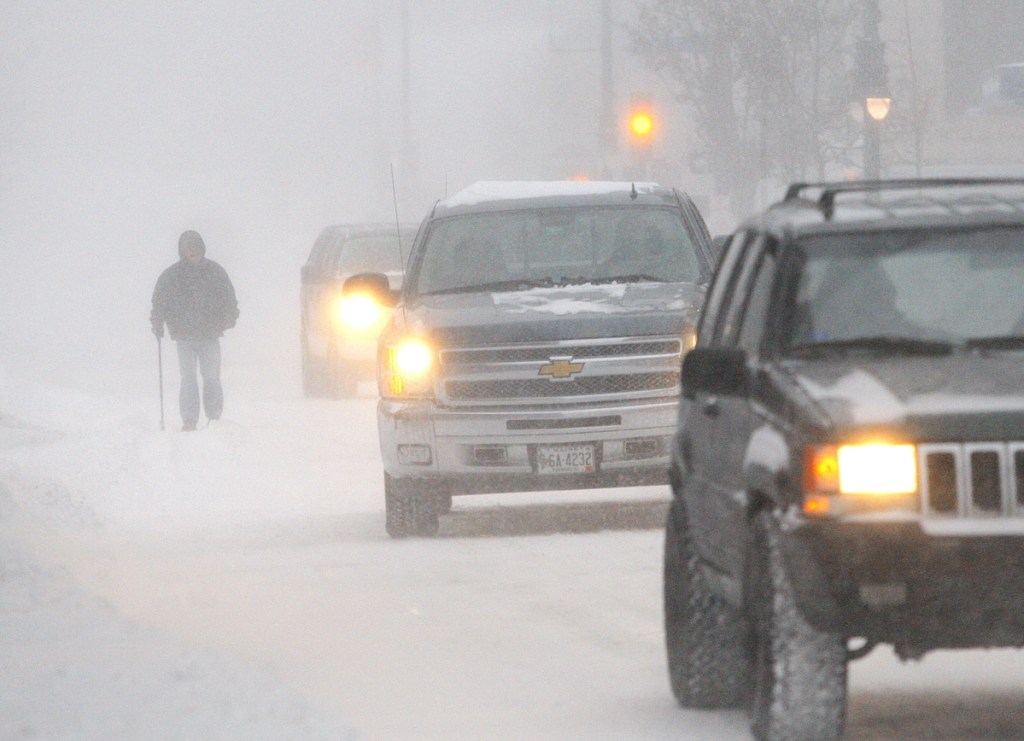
[436,337,683,407]
[920,443,1024,517]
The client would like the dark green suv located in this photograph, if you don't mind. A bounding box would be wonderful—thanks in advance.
[666,179,1024,740]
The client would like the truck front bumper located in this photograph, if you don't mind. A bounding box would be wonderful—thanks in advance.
[377,398,677,494]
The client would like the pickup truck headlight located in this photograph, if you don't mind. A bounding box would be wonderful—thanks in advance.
[380,338,434,398]
[803,443,917,516]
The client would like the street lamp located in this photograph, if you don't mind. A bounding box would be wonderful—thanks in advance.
[865,97,892,122]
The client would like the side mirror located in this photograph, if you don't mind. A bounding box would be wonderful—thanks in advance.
[681,346,748,398]
[343,272,399,308]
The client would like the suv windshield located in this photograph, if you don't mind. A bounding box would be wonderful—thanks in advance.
[784,226,1024,352]
[411,206,703,295]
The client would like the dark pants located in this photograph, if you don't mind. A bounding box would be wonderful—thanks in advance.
[176,339,223,425]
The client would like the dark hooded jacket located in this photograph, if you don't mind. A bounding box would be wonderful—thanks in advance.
[150,232,239,340]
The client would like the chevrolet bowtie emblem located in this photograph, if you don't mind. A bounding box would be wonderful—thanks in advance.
[538,356,584,380]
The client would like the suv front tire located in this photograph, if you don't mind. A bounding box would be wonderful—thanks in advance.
[748,511,847,741]
[664,497,749,708]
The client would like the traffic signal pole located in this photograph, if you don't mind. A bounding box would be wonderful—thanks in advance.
[599,0,616,171]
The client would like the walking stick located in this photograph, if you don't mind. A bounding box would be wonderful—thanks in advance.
[157,335,165,431]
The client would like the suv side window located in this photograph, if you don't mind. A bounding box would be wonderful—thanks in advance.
[736,239,779,353]
[697,230,754,346]
[716,234,769,346]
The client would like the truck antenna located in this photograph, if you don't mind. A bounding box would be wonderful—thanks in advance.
[390,163,406,274]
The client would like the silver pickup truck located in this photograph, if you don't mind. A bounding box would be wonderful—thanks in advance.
[345,181,717,537]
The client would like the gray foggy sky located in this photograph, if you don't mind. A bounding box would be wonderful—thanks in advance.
[1,1,639,392]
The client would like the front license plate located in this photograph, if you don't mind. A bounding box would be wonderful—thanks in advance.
[536,444,596,475]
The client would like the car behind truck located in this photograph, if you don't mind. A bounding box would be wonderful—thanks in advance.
[344,180,717,537]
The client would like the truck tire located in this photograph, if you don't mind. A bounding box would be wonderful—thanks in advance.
[328,345,359,398]
[331,362,359,398]
[748,511,847,741]
[664,497,749,708]
[301,332,331,398]
[437,492,453,515]
[384,474,440,538]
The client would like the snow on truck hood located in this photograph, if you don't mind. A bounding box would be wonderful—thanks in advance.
[492,281,696,314]
[407,281,703,345]
[788,354,1024,429]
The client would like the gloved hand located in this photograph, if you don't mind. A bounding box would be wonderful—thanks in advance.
[151,322,164,338]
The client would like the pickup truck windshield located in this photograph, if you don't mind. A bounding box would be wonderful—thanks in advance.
[412,206,703,295]
[784,226,1024,351]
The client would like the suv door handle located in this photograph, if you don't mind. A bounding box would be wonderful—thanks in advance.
[701,397,721,418]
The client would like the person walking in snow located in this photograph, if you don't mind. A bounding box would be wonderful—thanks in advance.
[150,230,239,431]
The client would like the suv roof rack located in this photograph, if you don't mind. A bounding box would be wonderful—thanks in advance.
[783,178,1024,220]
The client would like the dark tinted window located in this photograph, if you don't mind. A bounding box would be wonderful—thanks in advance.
[716,234,769,346]
[784,226,1024,349]
[697,230,754,346]
[737,244,778,353]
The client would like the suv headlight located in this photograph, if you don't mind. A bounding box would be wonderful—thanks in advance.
[380,337,435,398]
[803,443,918,516]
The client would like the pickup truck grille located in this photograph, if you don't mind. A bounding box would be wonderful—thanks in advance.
[436,337,683,407]
[442,341,682,365]
[447,372,679,400]
[920,442,1024,517]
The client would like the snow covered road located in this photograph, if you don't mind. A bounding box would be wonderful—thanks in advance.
[2,374,1023,740]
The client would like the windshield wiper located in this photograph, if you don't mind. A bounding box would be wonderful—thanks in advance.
[963,335,1024,351]
[789,336,955,357]
[423,278,556,295]
[590,273,667,284]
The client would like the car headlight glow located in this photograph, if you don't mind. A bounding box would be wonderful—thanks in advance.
[381,338,434,398]
[803,442,918,516]
[395,340,432,376]
[837,444,917,494]
[335,294,382,331]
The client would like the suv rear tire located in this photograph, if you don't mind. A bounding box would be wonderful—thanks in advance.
[664,497,749,708]
[748,511,847,741]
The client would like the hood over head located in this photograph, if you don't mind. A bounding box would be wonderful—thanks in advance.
[178,230,206,257]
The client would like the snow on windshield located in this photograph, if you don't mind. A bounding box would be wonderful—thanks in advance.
[413,207,700,294]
